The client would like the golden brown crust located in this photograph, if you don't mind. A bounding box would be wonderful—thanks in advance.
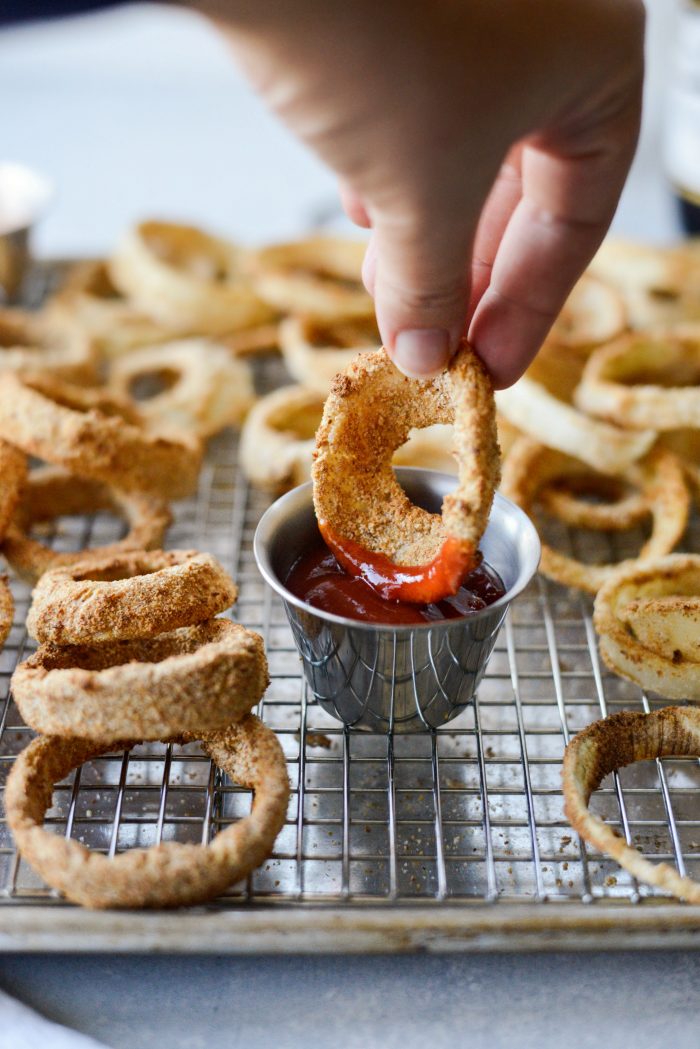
[312,344,499,566]
[12,619,268,740]
[562,706,700,903]
[5,714,289,908]
[0,438,27,543]
[26,549,238,644]
[0,372,203,499]
[538,473,650,532]
[0,576,13,651]
[502,439,689,594]
[2,467,171,583]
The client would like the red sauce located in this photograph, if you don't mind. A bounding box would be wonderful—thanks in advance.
[285,532,505,625]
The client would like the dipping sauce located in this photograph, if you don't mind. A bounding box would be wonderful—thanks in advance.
[285,533,505,625]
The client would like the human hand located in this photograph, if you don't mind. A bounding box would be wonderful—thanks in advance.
[203,0,644,386]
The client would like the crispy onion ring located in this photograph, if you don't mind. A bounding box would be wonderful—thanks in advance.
[109,221,272,335]
[5,714,289,908]
[0,437,27,542]
[496,377,655,474]
[589,239,700,329]
[45,260,171,359]
[279,315,380,393]
[660,428,700,505]
[524,340,588,404]
[562,706,700,903]
[240,385,324,493]
[548,273,627,352]
[26,549,237,644]
[575,325,700,431]
[109,339,255,437]
[0,576,13,650]
[0,307,98,384]
[222,322,280,358]
[0,372,202,499]
[312,344,499,603]
[2,467,171,583]
[501,440,689,594]
[249,237,373,319]
[12,619,267,740]
[538,473,650,532]
[594,555,700,698]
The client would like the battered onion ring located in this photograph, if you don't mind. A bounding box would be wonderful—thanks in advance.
[2,467,171,583]
[279,315,380,394]
[496,377,655,475]
[589,239,700,329]
[109,339,255,437]
[660,428,700,506]
[109,221,272,335]
[0,307,98,384]
[249,237,373,319]
[593,555,700,698]
[26,549,238,644]
[501,440,689,594]
[44,260,172,359]
[222,322,280,358]
[538,473,650,532]
[575,325,700,431]
[548,273,627,352]
[0,372,202,499]
[0,437,27,542]
[12,619,267,740]
[0,576,13,651]
[312,344,500,603]
[5,714,289,908]
[562,706,700,903]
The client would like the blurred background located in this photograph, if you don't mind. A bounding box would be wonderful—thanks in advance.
[0,0,687,258]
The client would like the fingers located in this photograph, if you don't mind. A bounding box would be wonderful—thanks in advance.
[339,181,371,229]
[468,148,523,320]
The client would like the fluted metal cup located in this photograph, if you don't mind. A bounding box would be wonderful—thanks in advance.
[254,469,540,732]
[0,163,52,303]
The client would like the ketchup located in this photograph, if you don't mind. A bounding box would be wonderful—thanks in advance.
[285,533,505,625]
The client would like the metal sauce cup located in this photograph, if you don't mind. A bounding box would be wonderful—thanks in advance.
[0,163,53,303]
[254,468,540,732]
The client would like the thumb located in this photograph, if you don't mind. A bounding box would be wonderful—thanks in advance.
[371,215,474,378]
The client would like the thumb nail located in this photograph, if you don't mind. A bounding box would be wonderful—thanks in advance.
[393,329,451,379]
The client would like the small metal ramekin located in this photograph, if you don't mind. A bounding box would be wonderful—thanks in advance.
[0,163,53,303]
[254,468,540,732]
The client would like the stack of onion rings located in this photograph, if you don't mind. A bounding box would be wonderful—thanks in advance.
[279,315,380,393]
[563,706,700,903]
[312,344,499,603]
[5,715,289,909]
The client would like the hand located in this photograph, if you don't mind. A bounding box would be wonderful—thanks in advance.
[203,0,644,386]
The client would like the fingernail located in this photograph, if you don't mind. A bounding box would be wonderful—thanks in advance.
[393,329,451,379]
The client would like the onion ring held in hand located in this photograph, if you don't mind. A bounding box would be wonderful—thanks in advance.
[547,274,627,352]
[594,555,700,698]
[312,344,500,603]
[1,467,171,583]
[109,339,255,437]
[249,237,373,320]
[12,619,267,740]
[109,221,273,336]
[0,307,98,384]
[563,706,700,903]
[5,714,289,908]
[26,549,238,644]
[279,315,380,394]
[0,372,202,499]
[575,325,700,431]
[496,377,655,474]
[501,439,689,594]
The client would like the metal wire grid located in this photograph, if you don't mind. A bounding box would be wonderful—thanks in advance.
[0,282,699,907]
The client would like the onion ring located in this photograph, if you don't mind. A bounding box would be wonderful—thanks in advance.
[0,576,13,651]
[12,619,267,740]
[312,344,499,603]
[279,315,380,393]
[538,473,650,532]
[0,307,98,384]
[501,439,689,594]
[249,237,373,319]
[240,385,324,493]
[589,239,700,328]
[45,260,171,359]
[109,339,255,437]
[0,437,27,542]
[2,467,171,583]
[660,428,700,506]
[26,549,238,644]
[109,221,272,335]
[575,324,700,431]
[496,376,655,474]
[0,372,203,499]
[5,714,289,908]
[547,273,627,352]
[593,555,700,698]
[562,706,700,903]
[524,340,588,404]
[222,322,280,358]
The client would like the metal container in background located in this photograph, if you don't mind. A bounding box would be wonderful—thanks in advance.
[665,0,700,233]
[254,469,540,732]
[0,163,52,302]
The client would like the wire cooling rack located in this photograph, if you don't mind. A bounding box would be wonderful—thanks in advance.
[0,263,699,952]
